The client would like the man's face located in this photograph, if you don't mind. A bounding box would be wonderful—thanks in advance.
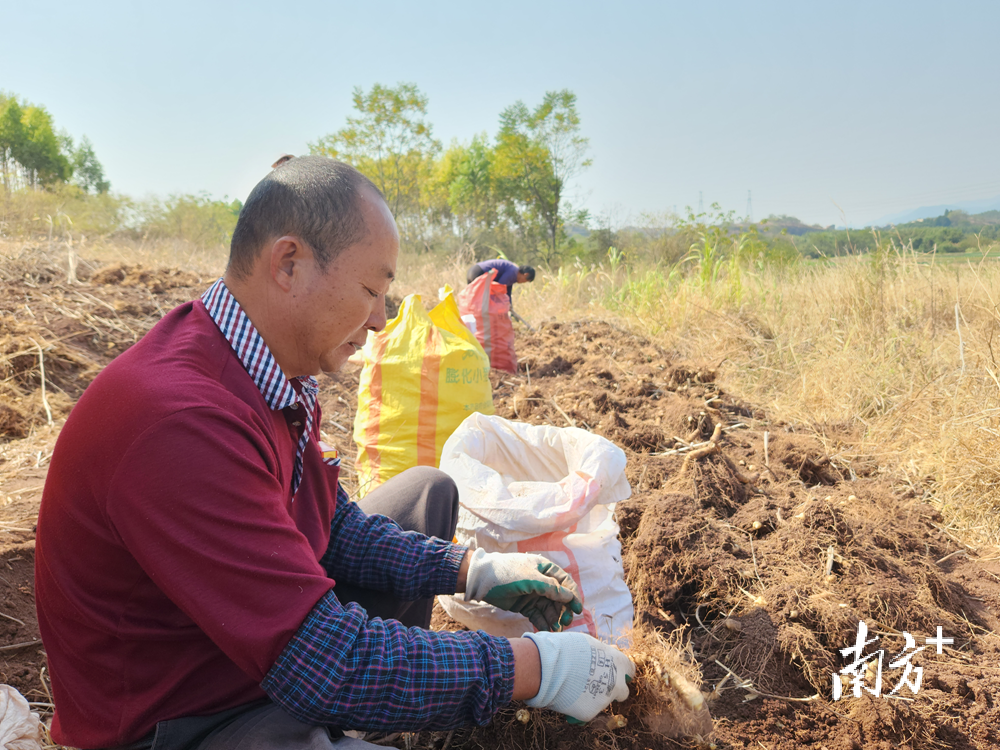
[516,271,531,284]
[291,189,398,376]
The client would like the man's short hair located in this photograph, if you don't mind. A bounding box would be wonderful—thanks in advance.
[519,265,536,282]
[228,156,383,280]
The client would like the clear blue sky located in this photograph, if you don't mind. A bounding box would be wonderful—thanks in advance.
[4,0,999,228]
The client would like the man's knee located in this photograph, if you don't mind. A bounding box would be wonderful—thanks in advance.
[409,466,458,540]
[402,467,459,535]
[406,466,458,500]
[358,467,459,540]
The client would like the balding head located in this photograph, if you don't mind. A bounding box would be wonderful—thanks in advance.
[227,156,384,280]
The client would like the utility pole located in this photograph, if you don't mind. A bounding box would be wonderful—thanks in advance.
[698,191,704,214]
[746,190,753,222]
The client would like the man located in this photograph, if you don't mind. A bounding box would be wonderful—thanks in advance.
[35,156,632,750]
[466,258,535,307]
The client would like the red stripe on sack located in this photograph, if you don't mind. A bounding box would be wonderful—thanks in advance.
[516,525,597,637]
[479,270,493,359]
[416,324,442,466]
[362,333,390,489]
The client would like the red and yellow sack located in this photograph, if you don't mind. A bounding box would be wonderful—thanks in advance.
[457,269,518,373]
[353,289,495,497]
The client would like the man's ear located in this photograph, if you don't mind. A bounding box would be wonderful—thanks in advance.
[269,236,306,292]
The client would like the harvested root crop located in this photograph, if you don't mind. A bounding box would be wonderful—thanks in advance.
[623,626,714,741]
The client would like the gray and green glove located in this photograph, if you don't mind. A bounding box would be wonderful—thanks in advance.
[463,548,583,631]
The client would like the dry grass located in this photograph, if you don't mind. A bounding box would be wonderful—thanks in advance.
[0,235,227,283]
[506,247,1000,549]
[79,236,229,276]
[388,243,477,302]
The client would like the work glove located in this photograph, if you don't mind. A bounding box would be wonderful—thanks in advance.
[463,548,583,631]
[524,631,635,722]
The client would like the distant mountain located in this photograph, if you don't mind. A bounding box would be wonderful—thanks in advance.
[754,215,830,235]
[872,195,1000,227]
[897,209,1000,230]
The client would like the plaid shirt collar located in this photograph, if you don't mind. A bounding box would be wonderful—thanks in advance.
[201,278,320,495]
[201,278,316,410]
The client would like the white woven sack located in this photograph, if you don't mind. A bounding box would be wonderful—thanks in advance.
[439,413,634,643]
[0,684,42,750]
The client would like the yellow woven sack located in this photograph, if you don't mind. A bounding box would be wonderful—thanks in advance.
[353,288,495,497]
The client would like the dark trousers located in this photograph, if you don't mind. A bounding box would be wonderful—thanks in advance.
[118,467,461,750]
[332,466,460,628]
[466,263,486,284]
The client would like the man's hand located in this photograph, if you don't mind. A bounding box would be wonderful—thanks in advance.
[463,548,583,631]
[523,631,634,722]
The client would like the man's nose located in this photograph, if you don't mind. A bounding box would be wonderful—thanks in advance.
[366,295,388,333]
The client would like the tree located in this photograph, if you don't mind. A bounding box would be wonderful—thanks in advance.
[19,105,71,187]
[446,134,498,239]
[310,83,441,245]
[493,90,591,261]
[69,136,110,194]
[136,193,240,246]
[0,95,26,191]
[0,94,72,190]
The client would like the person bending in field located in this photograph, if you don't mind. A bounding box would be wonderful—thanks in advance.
[466,257,535,308]
[35,156,632,750]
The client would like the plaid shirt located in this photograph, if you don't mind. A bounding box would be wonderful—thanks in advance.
[202,279,515,730]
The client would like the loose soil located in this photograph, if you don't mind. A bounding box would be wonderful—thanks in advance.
[2,249,999,749]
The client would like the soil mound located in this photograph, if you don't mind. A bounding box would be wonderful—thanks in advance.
[0,259,212,439]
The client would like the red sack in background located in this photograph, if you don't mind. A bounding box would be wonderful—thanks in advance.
[458,269,518,373]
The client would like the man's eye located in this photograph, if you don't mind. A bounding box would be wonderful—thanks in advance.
[365,287,379,298]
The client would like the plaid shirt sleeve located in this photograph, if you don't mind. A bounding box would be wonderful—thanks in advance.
[261,590,516,730]
[318,485,466,599]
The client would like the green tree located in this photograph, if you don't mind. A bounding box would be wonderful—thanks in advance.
[136,193,240,246]
[446,134,499,238]
[310,82,441,245]
[69,135,110,194]
[493,90,591,262]
[19,104,71,186]
[0,95,26,191]
[0,94,71,190]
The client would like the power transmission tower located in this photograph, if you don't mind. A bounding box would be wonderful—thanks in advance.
[746,190,753,222]
[698,191,703,214]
